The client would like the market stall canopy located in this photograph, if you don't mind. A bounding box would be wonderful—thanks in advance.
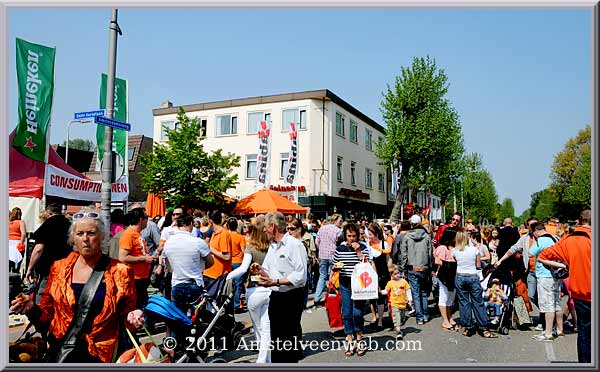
[9,130,89,199]
[146,193,166,218]
[233,188,308,215]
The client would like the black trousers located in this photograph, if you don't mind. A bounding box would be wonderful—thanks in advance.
[269,287,305,363]
[574,299,591,363]
[135,278,150,310]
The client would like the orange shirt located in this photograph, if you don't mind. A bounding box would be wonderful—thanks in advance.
[386,236,395,249]
[119,227,150,280]
[230,231,246,264]
[203,228,232,279]
[538,226,591,302]
[528,236,536,272]
[9,220,22,240]
[31,252,137,363]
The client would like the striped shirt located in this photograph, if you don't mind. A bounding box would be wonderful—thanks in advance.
[331,242,370,278]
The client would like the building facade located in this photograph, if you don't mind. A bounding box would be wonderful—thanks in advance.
[152,90,391,220]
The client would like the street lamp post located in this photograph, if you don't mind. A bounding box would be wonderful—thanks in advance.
[65,118,92,164]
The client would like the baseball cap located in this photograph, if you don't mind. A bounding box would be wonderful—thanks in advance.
[409,215,422,225]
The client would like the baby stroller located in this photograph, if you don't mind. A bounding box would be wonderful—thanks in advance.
[145,274,245,363]
[481,268,514,335]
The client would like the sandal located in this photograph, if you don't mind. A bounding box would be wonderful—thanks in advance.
[480,330,498,338]
[344,340,355,357]
[355,339,366,356]
[462,328,475,337]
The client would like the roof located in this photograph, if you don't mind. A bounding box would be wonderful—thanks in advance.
[152,89,386,134]
[89,134,151,172]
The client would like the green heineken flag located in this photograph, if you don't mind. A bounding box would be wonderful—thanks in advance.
[97,73,127,178]
[12,38,56,162]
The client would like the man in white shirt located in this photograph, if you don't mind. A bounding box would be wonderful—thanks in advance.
[255,212,307,363]
[163,214,214,315]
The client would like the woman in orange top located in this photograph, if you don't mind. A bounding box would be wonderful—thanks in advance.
[10,209,145,363]
[9,207,26,272]
[368,223,391,330]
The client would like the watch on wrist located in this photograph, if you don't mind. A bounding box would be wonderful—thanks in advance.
[276,279,280,286]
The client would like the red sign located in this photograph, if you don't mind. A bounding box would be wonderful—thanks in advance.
[339,188,370,200]
[270,185,306,193]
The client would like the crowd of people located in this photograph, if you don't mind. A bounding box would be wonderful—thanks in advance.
[9,203,592,364]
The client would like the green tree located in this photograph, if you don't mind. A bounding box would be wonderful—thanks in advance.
[549,125,591,220]
[139,107,241,208]
[528,188,558,222]
[461,153,498,224]
[496,198,515,224]
[377,56,464,222]
[63,138,95,152]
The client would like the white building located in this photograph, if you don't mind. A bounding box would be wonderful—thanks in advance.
[152,89,392,219]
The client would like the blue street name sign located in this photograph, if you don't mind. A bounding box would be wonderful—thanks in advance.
[74,110,105,119]
[94,116,131,131]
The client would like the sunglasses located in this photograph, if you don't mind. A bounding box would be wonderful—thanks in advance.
[73,212,100,220]
[287,226,297,231]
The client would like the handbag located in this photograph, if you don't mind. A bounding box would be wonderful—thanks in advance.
[324,284,343,329]
[48,255,110,363]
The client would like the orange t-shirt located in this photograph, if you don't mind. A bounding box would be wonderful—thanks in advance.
[9,220,22,240]
[230,231,246,264]
[386,236,395,249]
[119,227,150,280]
[538,227,591,302]
[528,236,536,272]
[203,228,232,279]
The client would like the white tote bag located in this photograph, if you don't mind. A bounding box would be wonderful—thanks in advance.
[351,258,379,300]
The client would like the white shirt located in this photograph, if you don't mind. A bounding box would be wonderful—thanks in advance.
[261,234,307,292]
[452,246,480,275]
[163,229,211,287]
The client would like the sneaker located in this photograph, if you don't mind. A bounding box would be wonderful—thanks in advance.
[408,309,416,316]
[532,334,555,342]
[396,331,404,340]
[533,324,544,331]
[416,320,424,326]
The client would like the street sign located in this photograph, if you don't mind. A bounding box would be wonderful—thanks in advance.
[94,116,131,131]
[74,109,105,120]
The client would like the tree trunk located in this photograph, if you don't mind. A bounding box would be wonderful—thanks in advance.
[389,167,409,223]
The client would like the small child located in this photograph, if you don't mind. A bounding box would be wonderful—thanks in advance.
[483,278,508,324]
[382,267,411,339]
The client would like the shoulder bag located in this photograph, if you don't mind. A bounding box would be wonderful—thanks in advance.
[48,255,110,363]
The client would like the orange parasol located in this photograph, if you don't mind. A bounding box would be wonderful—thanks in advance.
[233,188,308,215]
[146,193,166,218]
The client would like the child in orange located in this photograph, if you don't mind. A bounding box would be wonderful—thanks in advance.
[382,266,411,339]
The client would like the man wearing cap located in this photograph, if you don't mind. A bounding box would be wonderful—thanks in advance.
[399,215,433,325]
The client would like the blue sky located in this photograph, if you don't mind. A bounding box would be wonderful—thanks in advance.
[8,7,592,215]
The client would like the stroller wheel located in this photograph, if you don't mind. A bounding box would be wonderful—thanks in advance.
[208,357,227,363]
[500,326,509,335]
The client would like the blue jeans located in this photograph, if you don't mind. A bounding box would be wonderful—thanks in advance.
[314,259,332,303]
[486,302,502,317]
[171,281,202,315]
[339,277,365,335]
[455,274,488,329]
[232,262,246,309]
[407,271,431,322]
[574,299,591,363]
[527,271,538,306]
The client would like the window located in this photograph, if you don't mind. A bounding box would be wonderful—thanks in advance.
[365,168,373,189]
[378,136,383,148]
[299,109,307,129]
[280,153,289,178]
[248,112,269,134]
[351,161,356,185]
[200,118,207,138]
[337,156,343,182]
[350,120,358,143]
[246,154,257,179]
[216,114,237,136]
[282,108,307,132]
[378,173,385,192]
[160,120,176,141]
[365,129,373,151]
[127,147,135,161]
[335,112,345,137]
